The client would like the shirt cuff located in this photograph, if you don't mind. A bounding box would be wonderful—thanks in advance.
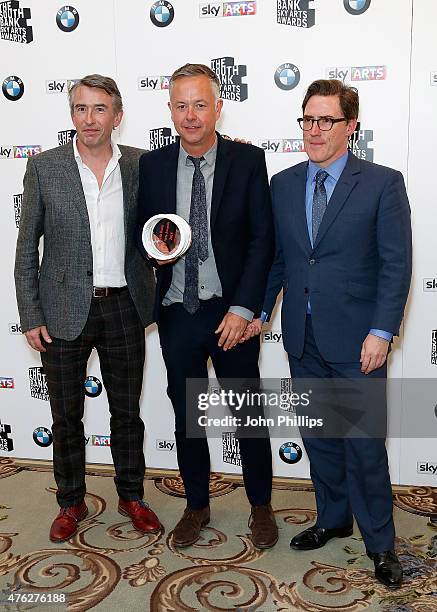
[369,328,392,342]
[260,310,269,323]
[228,306,254,322]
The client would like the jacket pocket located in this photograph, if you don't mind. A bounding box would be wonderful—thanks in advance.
[347,280,376,300]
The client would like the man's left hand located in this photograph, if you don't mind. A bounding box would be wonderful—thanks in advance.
[360,334,389,374]
[215,313,248,351]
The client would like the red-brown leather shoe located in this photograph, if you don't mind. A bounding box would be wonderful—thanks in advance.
[49,501,88,543]
[118,498,162,533]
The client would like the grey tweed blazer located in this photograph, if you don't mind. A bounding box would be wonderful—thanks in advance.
[14,141,155,340]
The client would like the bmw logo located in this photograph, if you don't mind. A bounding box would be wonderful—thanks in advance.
[84,375,102,398]
[150,1,174,28]
[33,427,53,448]
[2,76,24,101]
[344,0,371,15]
[274,64,300,91]
[56,6,80,32]
[279,442,302,465]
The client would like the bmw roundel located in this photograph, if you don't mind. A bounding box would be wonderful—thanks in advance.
[2,76,24,101]
[56,6,80,32]
[274,64,300,91]
[279,442,302,465]
[84,375,102,398]
[33,427,53,448]
[150,1,174,27]
[344,0,371,15]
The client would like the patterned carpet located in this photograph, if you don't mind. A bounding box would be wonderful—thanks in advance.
[0,457,436,611]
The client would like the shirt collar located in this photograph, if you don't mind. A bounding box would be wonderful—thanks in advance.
[73,136,121,165]
[180,138,218,168]
[308,151,349,184]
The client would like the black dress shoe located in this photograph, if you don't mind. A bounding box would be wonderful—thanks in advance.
[290,524,353,550]
[367,550,403,589]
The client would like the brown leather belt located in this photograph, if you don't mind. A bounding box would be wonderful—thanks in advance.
[92,286,128,298]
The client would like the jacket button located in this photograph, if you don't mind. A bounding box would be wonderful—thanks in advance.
[309,259,316,265]
[87,271,92,277]
[304,287,309,294]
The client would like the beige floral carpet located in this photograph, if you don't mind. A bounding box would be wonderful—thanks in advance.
[0,457,436,612]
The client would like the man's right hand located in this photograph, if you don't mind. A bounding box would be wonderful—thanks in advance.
[25,326,52,352]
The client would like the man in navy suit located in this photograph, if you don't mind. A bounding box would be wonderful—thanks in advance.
[136,64,277,549]
[246,79,412,588]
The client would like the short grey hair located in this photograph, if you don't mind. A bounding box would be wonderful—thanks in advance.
[69,74,123,114]
[169,63,221,100]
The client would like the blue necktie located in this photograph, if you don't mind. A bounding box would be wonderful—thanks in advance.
[183,156,209,314]
[312,169,329,243]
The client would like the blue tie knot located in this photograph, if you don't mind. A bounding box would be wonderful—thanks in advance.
[187,155,204,170]
[315,169,329,186]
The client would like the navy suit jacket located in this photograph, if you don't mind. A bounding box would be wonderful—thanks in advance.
[263,152,412,362]
[137,135,274,321]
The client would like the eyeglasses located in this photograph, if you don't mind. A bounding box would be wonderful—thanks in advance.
[297,117,348,131]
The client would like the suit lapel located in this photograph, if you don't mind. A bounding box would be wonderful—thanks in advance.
[313,152,360,249]
[118,147,133,234]
[292,162,312,254]
[210,135,231,230]
[59,142,90,233]
[166,141,179,214]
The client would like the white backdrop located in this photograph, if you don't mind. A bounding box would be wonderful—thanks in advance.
[1,0,436,486]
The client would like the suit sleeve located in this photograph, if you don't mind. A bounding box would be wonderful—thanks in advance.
[372,170,412,335]
[261,174,286,318]
[229,150,274,315]
[14,157,47,332]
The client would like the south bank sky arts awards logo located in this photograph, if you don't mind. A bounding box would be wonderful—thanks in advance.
[222,432,242,466]
[56,6,79,32]
[13,194,22,227]
[149,127,177,150]
[0,0,33,43]
[0,420,13,452]
[150,1,174,27]
[277,0,315,28]
[211,57,248,102]
[29,367,49,401]
[2,75,24,101]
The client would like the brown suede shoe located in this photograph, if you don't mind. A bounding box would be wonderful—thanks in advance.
[248,504,278,549]
[49,501,88,543]
[172,506,210,547]
[118,498,162,534]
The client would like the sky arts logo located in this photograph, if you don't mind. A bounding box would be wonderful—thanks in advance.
[199,2,256,18]
[211,57,247,102]
[0,420,13,452]
[259,139,304,154]
[84,376,102,398]
[150,1,174,27]
[2,75,24,100]
[56,6,79,32]
[156,439,176,451]
[430,72,437,86]
[274,63,300,90]
[431,330,437,366]
[149,127,177,150]
[262,330,283,343]
[326,66,386,82]
[279,441,302,464]
[58,129,76,146]
[0,0,33,43]
[277,0,315,28]
[138,75,171,91]
[222,432,241,466]
[348,123,373,162]
[33,426,53,447]
[13,193,22,227]
[417,461,437,475]
[344,0,371,16]
[29,366,49,401]
[90,435,111,447]
[46,79,78,94]
[9,323,22,334]
[423,278,437,292]
[0,376,14,389]
[1,145,42,159]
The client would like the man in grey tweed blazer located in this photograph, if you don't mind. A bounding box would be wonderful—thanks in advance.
[14,75,161,542]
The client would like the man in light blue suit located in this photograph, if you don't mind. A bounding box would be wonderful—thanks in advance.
[247,80,412,588]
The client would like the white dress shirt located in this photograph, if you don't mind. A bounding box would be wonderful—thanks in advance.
[73,137,126,287]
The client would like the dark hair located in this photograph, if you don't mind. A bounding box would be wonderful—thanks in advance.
[170,63,221,99]
[69,74,123,114]
[302,79,359,120]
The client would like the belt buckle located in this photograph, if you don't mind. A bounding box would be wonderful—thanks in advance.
[93,287,108,298]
